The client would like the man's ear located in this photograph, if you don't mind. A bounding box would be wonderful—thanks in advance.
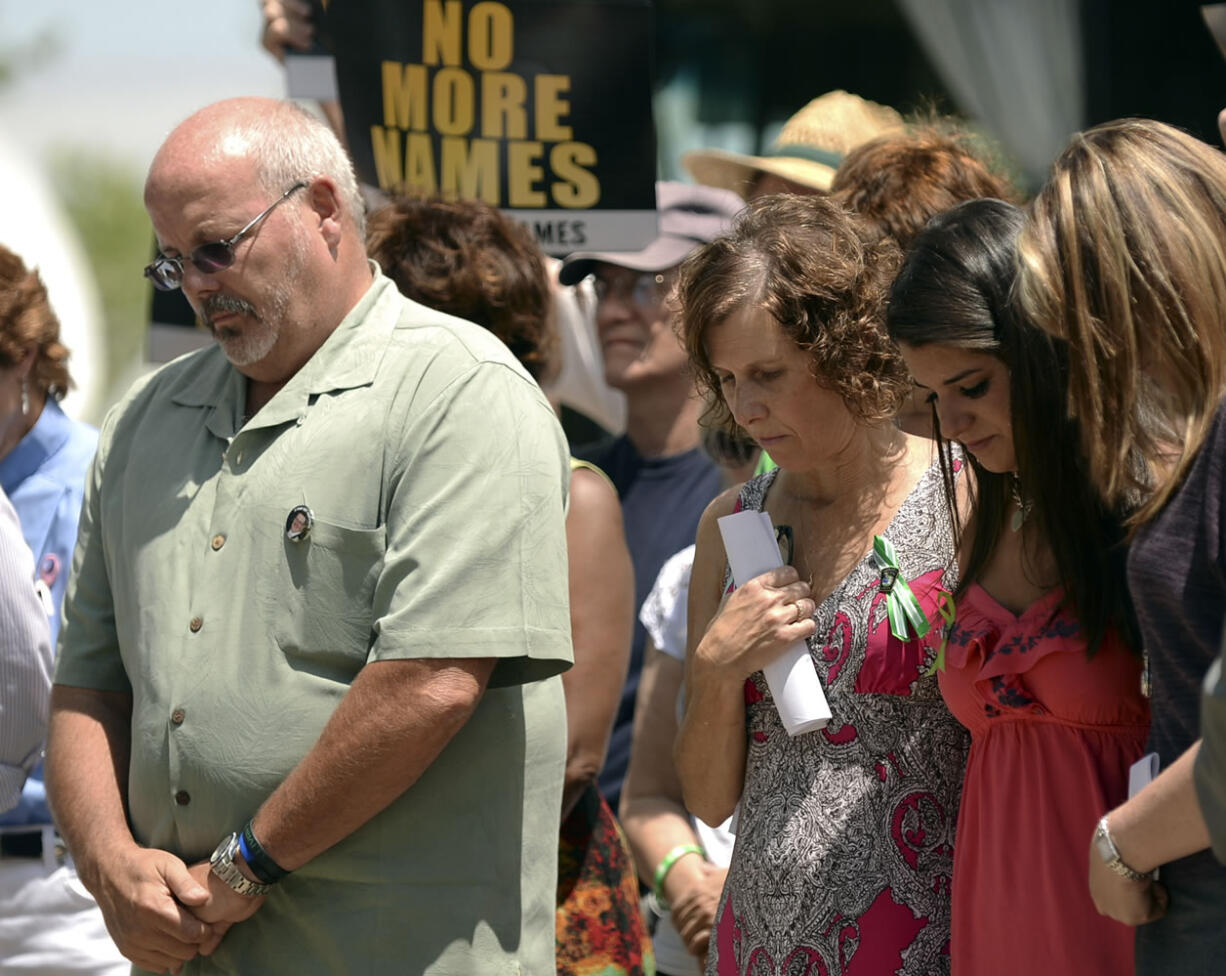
[304,177,346,250]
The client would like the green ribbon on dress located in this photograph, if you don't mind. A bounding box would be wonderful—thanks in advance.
[872,535,932,642]
[923,589,957,676]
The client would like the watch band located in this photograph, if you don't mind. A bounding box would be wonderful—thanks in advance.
[1094,815,1151,882]
[210,832,273,898]
[240,821,289,884]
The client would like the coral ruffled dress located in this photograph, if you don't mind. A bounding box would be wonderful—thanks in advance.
[940,584,1149,974]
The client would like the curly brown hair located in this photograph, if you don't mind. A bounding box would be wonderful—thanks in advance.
[0,244,73,399]
[366,195,556,382]
[831,127,1018,251]
[675,194,908,435]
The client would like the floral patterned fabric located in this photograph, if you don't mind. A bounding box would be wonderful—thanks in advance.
[710,465,968,976]
[557,784,656,975]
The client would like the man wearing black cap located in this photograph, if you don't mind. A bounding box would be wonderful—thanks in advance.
[558,181,742,812]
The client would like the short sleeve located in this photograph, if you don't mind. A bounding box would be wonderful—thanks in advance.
[639,544,695,661]
[371,361,573,687]
[54,406,131,693]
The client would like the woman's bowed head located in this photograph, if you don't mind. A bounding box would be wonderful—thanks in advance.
[887,197,1138,657]
[675,193,909,464]
[1016,118,1226,522]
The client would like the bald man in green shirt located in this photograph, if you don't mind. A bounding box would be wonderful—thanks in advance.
[45,98,573,975]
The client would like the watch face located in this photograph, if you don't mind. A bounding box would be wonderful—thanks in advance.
[1092,829,1114,864]
[211,832,238,865]
[208,832,270,897]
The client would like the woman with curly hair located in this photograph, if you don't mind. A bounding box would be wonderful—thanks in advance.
[674,194,968,975]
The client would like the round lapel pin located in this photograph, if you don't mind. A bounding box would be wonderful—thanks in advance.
[285,505,314,543]
[39,553,61,587]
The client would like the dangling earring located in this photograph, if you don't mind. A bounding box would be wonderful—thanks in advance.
[20,378,29,417]
[1009,473,1032,533]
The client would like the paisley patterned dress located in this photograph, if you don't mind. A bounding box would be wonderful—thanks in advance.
[709,465,969,976]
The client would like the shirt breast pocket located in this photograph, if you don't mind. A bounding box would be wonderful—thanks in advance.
[256,509,387,679]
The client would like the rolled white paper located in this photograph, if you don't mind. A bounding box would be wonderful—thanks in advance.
[717,510,832,735]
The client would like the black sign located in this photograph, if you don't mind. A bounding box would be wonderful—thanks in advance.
[325,0,658,254]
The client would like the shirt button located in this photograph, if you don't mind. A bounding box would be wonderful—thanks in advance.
[174,790,191,806]
[171,708,186,726]
[189,616,203,633]
[211,534,226,551]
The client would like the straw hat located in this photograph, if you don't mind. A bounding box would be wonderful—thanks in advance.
[682,91,905,198]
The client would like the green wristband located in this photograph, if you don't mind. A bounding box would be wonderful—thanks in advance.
[652,843,705,909]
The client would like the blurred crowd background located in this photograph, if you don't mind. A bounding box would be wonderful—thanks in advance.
[2,0,1224,427]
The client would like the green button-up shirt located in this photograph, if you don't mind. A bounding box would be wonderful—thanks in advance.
[57,270,573,974]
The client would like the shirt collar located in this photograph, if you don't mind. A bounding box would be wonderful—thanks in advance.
[281,266,399,399]
[166,264,400,433]
[0,397,74,493]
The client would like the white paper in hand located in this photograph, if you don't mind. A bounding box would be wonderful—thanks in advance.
[1128,752,1159,798]
[1127,751,1161,880]
[717,510,831,735]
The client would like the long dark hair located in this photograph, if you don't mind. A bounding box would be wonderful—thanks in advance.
[887,198,1137,655]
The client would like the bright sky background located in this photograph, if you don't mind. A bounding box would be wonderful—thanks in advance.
[0,1,286,175]
[0,2,291,418]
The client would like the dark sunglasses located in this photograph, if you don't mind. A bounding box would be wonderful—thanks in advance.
[143,181,308,292]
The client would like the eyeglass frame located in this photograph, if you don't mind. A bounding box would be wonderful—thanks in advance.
[591,268,671,312]
[143,181,309,292]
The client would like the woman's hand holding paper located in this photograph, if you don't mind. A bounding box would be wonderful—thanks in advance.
[693,566,815,681]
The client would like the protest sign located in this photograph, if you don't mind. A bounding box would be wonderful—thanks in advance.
[327,0,658,254]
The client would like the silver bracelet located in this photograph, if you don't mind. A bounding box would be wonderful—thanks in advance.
[1093,815,1152,882]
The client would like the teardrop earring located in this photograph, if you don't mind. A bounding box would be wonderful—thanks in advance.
[20,378,29,417]
[1010,473,1032,533]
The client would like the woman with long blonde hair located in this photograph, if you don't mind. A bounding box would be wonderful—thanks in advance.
[1017,118,1226,973]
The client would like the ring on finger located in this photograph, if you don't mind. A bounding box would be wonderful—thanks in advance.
[793,600,809,623]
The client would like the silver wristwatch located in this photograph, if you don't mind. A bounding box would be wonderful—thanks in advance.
[209,832,273,897]
[1093,815,1151,882]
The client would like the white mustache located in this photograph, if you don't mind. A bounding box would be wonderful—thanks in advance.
[203,294,258,326]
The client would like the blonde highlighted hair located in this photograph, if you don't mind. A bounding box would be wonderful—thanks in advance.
[1016,119,1226,523]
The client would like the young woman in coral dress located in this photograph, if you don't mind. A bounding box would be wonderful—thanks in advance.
[887,198,1148,974]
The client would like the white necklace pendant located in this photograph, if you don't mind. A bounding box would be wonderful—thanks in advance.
[1010,507,1026,533]
[1009,475,1031,533]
